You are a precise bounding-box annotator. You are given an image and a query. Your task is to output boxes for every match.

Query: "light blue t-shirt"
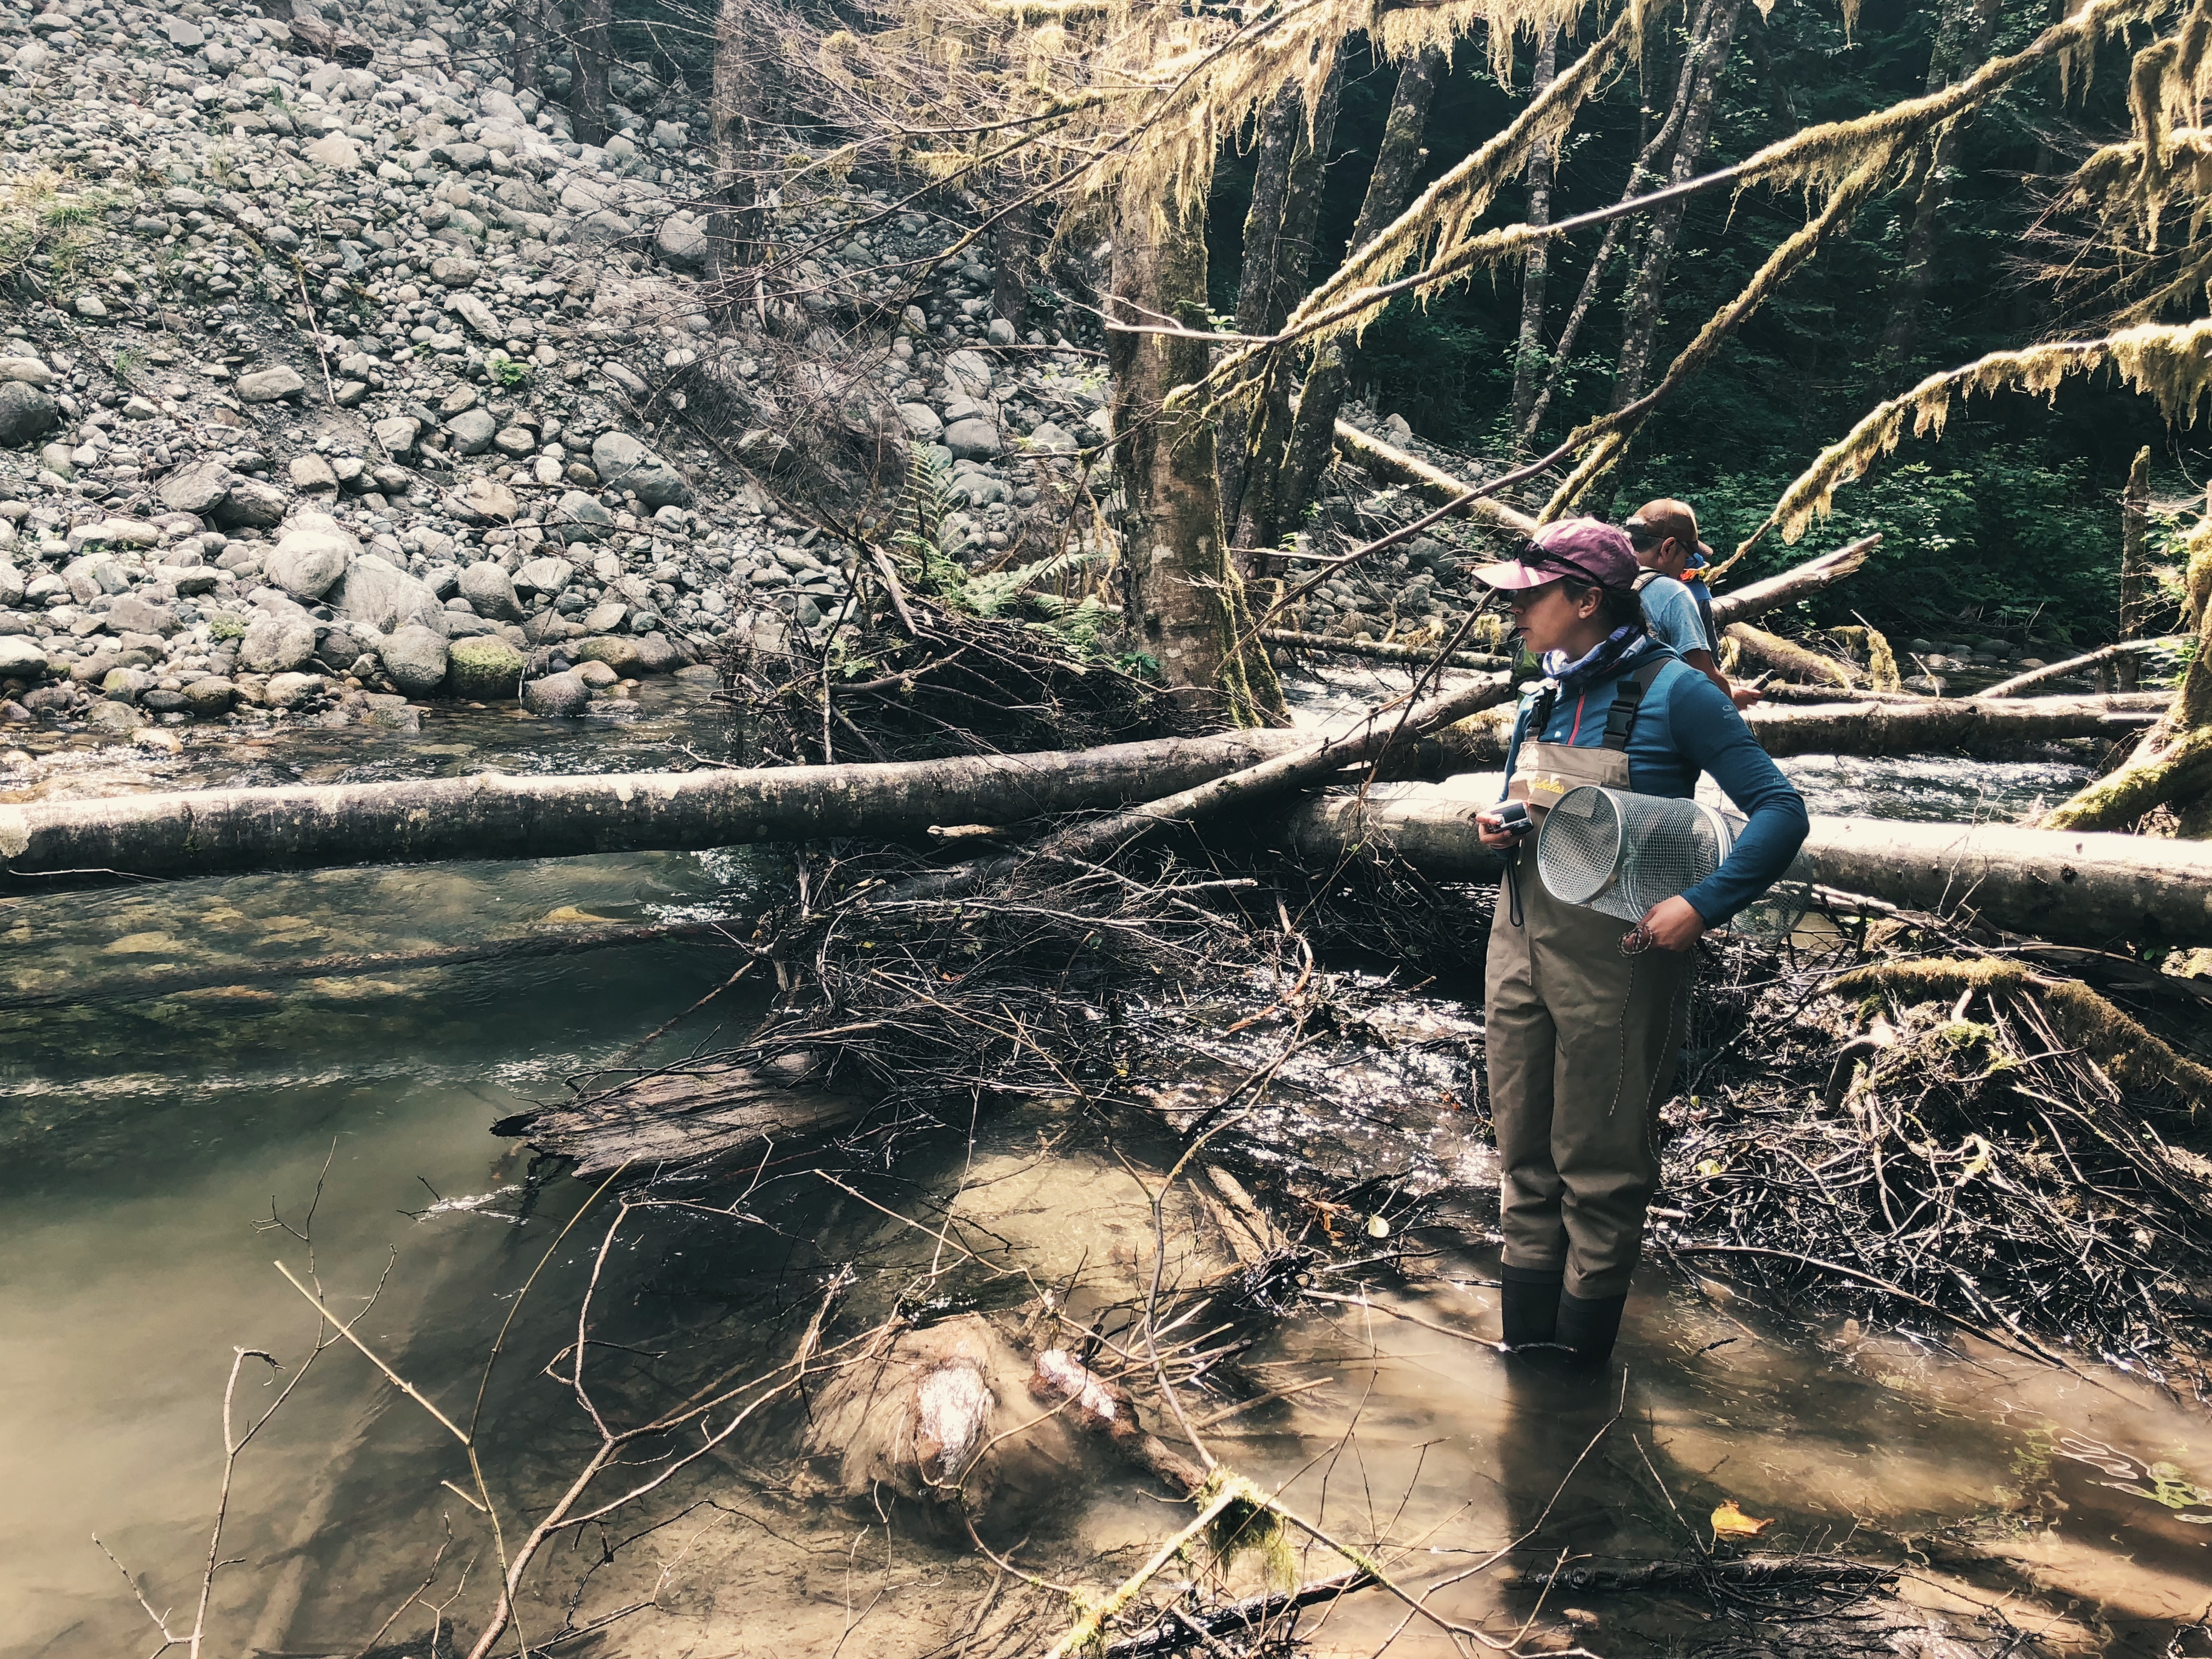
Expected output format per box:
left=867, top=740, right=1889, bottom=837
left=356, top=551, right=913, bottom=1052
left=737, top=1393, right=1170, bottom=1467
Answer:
left=1639, top=573, right=1714, bottom=658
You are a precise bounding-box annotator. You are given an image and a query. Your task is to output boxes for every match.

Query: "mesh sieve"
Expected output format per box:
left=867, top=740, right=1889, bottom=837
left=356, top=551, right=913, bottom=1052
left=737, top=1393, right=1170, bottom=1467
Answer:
left=1534, top=786, right=1738, bottom=923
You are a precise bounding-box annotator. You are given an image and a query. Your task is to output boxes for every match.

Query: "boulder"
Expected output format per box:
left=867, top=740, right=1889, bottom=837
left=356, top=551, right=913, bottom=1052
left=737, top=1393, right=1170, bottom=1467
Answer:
left=448, top=292, right=501, bottom=340
left=264, top=670, right=324, bottom=710
left=290, top=453, right=338, bottom=492
left=105, top=594, right=178, bottom=637
left=633, top=631, right=685, bottom=674
left=236, top=366, right=307, bottom=404
left=514, top=555, right=574, bottom=595
left=655, top=214, right=708, bottom=269
left=159, top=458, right=233, bottom=514
left=240, top=616, right=318, bottom=674
left=88, top=699, right=148, bottom=736
left=0, top=635, right=48, bottom=679
left=182, top=676, right=235, bottom=717
left=373, top=415, right=422, bottom=454
left=0, top=356, right=54, bottom=387
left=1026, top=420, right=1078, bottom=453
left=304, top=131, right=362, bottom=171
left=380, top=622, right=450, bottom=696
left=212, top=479, right=289, bottom=528
left=896, top=403, right=944, bottom=442
left=590, top=432, right=692, bottom=510
left=450, top=475, right=518, bottom=523
left=521, top=670, right=591, bottom=717
left=330, top=556, right=444, bottom=634
left=571, top=634, right=644, bottom=676
left=0, top=382, right=58, bottom=449
left=446, top=635, right=527, bottom=699
left=265, top=526, right=360, bottom=601
left=944, top=417, right=1000, bottom=460
left=448, top=408, right=498, bottom=455
left=459, top=561, right=525, bottom=622
left=549, top=489, right=615, bottom=542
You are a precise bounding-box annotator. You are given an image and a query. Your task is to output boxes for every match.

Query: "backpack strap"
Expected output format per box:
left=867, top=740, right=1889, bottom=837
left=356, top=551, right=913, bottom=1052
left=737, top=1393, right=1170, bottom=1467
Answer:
left=1632, top=569, right=1661, bottom=593
left=1600, top=659, right=1669, bottom=751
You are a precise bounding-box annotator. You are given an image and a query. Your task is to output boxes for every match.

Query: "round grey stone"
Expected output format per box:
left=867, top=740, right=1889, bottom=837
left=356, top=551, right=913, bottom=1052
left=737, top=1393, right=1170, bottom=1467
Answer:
left=381, top=623, right=450, bottom=697
left=521, top=669, right=591, bottom=718
left=0, top=381, right=58, bottom=450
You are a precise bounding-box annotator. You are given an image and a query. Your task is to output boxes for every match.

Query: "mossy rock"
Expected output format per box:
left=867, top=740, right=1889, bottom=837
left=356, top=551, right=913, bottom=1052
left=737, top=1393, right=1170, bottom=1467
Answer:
left=445, top=636, right=527, bottom=699
left=571, top=634, right=645, bottom=676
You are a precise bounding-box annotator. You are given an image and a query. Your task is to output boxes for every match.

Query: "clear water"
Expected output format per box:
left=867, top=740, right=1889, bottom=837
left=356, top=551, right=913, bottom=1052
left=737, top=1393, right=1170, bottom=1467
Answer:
left=2, top=686, right=2203, bottom=1659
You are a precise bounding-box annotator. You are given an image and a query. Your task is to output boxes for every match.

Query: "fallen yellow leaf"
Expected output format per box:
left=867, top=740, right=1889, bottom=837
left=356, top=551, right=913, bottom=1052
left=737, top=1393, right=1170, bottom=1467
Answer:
left=1710, top=1500, right=1773, bottom=1540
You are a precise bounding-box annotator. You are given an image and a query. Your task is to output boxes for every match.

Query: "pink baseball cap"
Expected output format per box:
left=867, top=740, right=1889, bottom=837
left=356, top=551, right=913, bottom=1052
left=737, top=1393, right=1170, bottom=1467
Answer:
left=1471, top=517, right=1639, bottom=592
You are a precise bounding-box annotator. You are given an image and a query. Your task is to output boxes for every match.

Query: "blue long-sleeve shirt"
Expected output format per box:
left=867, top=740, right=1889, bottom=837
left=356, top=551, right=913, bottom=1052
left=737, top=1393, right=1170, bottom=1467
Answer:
left=1498, top=639, right=1808, bottom=924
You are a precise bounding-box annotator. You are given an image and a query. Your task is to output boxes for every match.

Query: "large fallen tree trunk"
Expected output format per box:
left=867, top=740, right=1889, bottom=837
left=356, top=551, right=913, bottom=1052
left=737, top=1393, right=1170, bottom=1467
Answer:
left=1437, top=692, right=2157, bottom=768
left=1276, top=783, right=2212, bottom=950
left=0, top=729, right=1307, bottom=891
left=1706, top=534, right=1880, bottom=628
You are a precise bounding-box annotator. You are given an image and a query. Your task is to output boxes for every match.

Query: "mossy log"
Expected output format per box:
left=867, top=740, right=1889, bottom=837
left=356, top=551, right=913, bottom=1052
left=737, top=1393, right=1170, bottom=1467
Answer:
left=1705, top=534, right=1881, bottom=628
left=1435, top=692, right=2158, bottom=770
left=1826, top=955, right=2212, bottom=1106
left=2040, top=724, right=2212, bottom=832
left=1274, top=782, right=2212, bottom=949
left=1328, top=421, right=1540, bottom=537
left=1725, top=622, right=1857, bottom=687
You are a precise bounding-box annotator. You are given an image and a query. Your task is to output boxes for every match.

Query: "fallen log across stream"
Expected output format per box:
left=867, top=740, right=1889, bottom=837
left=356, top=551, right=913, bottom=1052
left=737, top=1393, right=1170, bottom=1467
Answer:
left=0, top=728, right=1307, bottom=891
left=1277, top=782, right=2212, bottom=950
left=1437, top=691, right=2162, bottom=767
left=0, top=690, right=2178, bottom=904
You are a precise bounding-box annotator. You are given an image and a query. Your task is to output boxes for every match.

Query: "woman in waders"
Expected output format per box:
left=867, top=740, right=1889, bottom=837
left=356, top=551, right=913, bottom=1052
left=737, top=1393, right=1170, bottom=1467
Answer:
left=1471, top=520, right=1808, bottom=1367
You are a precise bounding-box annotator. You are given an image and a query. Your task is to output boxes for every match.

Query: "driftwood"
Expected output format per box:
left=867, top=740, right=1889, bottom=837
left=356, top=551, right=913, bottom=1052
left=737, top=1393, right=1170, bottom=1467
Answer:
left=1330, top=421, right=1540, bottom=537
left=0, top=730, right=1307, bottom=891
left=1704, top=534, right=1881, bottom=628
left=1333, top=421, right=1876, bottom=629
left=1725, top=622, right=1857, bottom=687
left=1492, top=1554, right=1899, bottom=1593
left=492, top=1064, right=859, bottom=1173
left=1438, top=692, right=2158, bottom=769
left=1981, top=636, right=2182, bottom=698
left=1278, top=782, right=2212, bottom=949
left=1263, top=629, right=1511, bottom=671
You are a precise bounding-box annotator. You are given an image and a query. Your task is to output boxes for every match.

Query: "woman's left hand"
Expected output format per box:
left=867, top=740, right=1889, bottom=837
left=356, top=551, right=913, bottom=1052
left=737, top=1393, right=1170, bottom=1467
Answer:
left=1636, top=896, right=1707, bottom=952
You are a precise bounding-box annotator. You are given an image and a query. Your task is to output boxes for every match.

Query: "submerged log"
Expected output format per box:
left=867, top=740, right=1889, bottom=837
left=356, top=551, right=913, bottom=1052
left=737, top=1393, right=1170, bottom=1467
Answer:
left=1276, top=782, right=2212, bottom=949
left=0, top=730, right=1308, bottom=891
left=1438, top=692, right=2157, bottom=768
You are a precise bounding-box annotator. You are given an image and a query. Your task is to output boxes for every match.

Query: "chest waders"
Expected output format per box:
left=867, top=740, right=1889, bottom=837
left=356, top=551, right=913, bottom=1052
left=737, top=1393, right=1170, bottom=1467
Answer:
left=1485, top=662, right=1692, bottom=1366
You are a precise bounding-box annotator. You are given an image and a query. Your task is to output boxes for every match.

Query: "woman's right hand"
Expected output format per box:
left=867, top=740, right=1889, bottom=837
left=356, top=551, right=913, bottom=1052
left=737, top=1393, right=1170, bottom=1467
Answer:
left=1475, top=810, right=1521, bottom=850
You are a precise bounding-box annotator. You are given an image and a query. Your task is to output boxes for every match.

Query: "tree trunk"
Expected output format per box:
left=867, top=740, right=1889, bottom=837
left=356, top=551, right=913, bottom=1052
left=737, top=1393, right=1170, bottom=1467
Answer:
left=1875, top=0, right=2003, bottom=375
left=1740, top=4, right=1797, bottom=126
left=1226, top=63, right=1344, bottom=559
left=1276, top=789, right=2212, bottom=950
left=1329, top=424, right=1881, bottom=629
left=511, top=0, right=540, bottom=94
left=1508, top=27, right=1560, bottom=438
left=1521, top=7, right=1712, bottom=442
left=1107, top=190, right=1286, bottom=725
left=570, top=0, right=613, bottom=149
left=994, top=202, right=1037, bottom=334
left=0, top=731, right=1312, bottom=891
left=1217, top=87, right=1307, bottom=534
left=1275, top=48, right=1446, bottom=533
left=1233, top=72, right=1344, bottom=558
left=1612, top=0, right=1744, bottom=411
left=2045, top=493, right=2212, bottom=830
left=707, top=0, right=765, bottom=295
left=2118, top=443, right=2152, bottom=692
left=1434, top=691, right=2159, bottom=772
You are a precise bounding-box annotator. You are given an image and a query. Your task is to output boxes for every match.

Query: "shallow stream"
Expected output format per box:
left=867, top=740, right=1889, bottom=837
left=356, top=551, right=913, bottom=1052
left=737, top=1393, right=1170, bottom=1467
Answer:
left=4, top=694, right=2207, bottom=1657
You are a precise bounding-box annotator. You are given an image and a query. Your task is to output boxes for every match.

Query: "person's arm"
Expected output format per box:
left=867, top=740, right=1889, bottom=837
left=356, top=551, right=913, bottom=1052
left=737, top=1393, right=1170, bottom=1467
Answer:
left=1666, top=674, right=1809, bottom=926
left=1681, top=646, right=1761, bottom=708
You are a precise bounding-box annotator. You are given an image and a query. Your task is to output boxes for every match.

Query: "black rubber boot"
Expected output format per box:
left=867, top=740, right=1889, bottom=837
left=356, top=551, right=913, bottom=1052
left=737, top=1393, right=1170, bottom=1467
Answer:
left=1555, top=1289, right=1628, bottom=1367
left=1499, top=1265, right=1565, bottom=1349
